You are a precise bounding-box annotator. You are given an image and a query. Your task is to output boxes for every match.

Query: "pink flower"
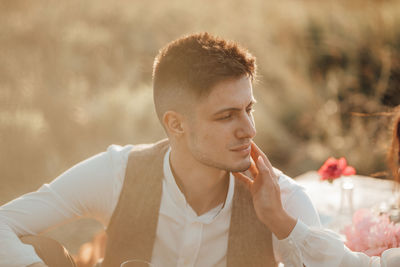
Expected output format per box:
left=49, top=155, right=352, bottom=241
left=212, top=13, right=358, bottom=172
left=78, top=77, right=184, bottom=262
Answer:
left=342, top=209, right=400, bottom=256
left=318, top=157, right=356, bottom=183
left=342, top=209, right=374, bottom=252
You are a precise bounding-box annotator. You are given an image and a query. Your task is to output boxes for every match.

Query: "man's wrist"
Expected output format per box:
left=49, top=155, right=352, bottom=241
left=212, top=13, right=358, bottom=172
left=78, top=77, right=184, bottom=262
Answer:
left=262, top=210, right=297, bottom=240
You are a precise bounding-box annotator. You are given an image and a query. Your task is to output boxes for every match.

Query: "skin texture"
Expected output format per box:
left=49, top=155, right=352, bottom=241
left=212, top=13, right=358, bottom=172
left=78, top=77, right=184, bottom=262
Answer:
left=165, top=75, right=256, bottom=216
left=164, top=75, right=297, bottom=239
left=185, top=75, right=257, bottom=173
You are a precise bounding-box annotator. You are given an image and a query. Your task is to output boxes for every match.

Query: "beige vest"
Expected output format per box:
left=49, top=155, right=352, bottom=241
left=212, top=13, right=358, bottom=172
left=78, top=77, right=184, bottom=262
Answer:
left=102, top=139, right=276, bottom=267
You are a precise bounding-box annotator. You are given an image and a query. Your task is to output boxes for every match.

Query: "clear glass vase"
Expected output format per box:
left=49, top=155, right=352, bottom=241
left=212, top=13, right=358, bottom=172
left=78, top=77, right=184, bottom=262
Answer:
left=339, top=176, right=355, bottom=215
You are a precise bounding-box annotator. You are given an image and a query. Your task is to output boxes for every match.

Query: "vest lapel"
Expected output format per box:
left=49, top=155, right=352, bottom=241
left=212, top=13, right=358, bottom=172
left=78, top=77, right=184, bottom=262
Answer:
left=103, top=139, right=276, bottom=267
left=102, top=139, right=169, bottom=267
left=227, top=180, right=276, bottom=267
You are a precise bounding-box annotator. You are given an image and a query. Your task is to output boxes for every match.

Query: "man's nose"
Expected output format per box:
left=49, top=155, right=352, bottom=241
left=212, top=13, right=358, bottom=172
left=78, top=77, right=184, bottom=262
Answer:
left=236, top=114, right=256, bottom=139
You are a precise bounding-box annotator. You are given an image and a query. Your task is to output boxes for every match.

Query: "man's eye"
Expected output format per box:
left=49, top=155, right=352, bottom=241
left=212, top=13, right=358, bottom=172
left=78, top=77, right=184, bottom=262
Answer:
left=217, top=114, right=232, bottom=120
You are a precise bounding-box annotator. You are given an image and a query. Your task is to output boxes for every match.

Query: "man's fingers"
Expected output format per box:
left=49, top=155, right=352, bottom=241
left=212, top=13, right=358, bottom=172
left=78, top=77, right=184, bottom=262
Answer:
left=248, top=158, right=258, bottom=178
left=251, top=142, right=267, bottom=163
left=250, top=142, right=259, bottom=163
left=251, top=142, right=274, bottom=174
left=260, top=152, right=274, bottom=173
left=232, top=172, right=253, bottom=190
left=256, top=156, right=278, bottom=183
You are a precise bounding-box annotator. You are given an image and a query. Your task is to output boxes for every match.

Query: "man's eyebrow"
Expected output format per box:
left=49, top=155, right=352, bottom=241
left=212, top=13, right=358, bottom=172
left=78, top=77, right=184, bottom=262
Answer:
left=212, top=100, right=257, bottom=115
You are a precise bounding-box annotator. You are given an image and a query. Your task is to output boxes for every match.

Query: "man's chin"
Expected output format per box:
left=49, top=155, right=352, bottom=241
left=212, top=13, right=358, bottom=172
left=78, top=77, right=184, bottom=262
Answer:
left=228, top=161, right=252, bottom=173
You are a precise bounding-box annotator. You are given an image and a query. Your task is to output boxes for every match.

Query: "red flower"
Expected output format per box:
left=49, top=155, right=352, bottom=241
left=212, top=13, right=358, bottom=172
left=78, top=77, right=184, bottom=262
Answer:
left=318, top=157, right=356, bottom=183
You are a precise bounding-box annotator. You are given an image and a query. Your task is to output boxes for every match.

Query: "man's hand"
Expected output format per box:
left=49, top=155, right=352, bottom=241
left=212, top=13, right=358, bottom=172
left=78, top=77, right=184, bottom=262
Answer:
left=232, top=142, right=297, bottom=240
left=27, top=262, right=48, bottom=267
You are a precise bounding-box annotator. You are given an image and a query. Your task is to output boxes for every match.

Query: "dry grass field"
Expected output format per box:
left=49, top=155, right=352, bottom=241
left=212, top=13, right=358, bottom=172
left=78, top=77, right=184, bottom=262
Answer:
left=1, top=0, right=400, bottom=254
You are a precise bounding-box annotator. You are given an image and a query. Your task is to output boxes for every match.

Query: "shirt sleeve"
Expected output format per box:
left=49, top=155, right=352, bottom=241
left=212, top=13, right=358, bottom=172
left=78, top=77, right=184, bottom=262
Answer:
left=272, top=172, right=396, bottom=267
left=272, top=171, right=321, bottom=266
left=0, top=144, right=132, bottom=267
left=279, top=219, right=400, bottom=267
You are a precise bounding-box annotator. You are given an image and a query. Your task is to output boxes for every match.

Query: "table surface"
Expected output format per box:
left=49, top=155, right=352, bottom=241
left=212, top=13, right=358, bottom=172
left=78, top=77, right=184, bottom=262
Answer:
left=294, top=171, right=397, bottom=233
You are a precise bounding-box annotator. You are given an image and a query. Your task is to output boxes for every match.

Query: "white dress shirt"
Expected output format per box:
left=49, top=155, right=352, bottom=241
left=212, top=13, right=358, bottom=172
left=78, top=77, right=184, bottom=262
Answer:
left=0, top=144, right=395, bottom=267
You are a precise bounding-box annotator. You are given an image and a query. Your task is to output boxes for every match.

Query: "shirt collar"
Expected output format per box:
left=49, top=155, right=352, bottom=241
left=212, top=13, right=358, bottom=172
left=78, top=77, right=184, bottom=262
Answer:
left=163, top=147, right=234, bottom=224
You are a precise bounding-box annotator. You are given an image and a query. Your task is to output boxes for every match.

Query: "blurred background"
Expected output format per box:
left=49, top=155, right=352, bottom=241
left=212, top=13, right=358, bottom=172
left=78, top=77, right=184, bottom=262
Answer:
left=1, top=0, right=400, bottom=254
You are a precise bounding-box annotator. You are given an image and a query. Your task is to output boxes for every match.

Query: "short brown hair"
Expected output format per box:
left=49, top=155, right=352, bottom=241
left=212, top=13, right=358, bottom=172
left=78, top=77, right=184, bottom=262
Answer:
left=152, top=32, right=256, bottom=121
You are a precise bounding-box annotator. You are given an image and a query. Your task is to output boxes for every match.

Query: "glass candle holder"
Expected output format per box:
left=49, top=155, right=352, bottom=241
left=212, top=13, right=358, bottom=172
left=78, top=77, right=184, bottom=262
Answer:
left=339, top=177, right=354, bottom=215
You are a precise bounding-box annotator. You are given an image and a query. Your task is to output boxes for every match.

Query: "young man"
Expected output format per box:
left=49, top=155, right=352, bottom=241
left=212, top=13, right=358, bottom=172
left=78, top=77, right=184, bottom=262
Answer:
left=1, top=33, right=324, bottom=267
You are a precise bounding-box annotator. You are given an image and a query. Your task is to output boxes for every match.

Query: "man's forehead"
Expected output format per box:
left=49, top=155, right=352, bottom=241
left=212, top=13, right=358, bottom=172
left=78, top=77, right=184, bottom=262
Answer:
left=202, top=76, right=254, bottom=106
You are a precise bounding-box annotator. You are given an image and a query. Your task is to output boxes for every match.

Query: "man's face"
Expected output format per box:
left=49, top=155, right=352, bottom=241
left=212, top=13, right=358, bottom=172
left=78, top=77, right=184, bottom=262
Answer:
left=184, top=75, right=256, bottom=172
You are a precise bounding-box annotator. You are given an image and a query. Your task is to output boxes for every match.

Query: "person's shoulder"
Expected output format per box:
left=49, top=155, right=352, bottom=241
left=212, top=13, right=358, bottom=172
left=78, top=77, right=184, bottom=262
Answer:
left=104, top=143, right=155, bottom=182
left=106, top=141, right=163, bottom=154
left=106, top=144, right=134, bottom=153
left=103, top=144, right=134, bottom=172
left=106, top=139, right=169, bottom=162
left=105, top=144, right=134, bottom=161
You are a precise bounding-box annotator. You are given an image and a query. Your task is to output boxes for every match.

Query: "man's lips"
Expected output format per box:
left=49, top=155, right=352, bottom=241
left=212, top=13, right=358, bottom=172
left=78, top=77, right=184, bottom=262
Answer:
left=230, top=144, right=251, bottom=153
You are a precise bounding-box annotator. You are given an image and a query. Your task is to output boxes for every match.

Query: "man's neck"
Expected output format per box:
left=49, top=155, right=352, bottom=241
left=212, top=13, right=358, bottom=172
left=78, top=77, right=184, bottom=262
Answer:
left=169, top=148, right=230, bottom=216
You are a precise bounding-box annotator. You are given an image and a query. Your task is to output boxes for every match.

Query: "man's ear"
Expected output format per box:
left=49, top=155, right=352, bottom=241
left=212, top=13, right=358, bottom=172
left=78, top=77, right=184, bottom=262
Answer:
left=162, top=111, right=185, bottom=137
